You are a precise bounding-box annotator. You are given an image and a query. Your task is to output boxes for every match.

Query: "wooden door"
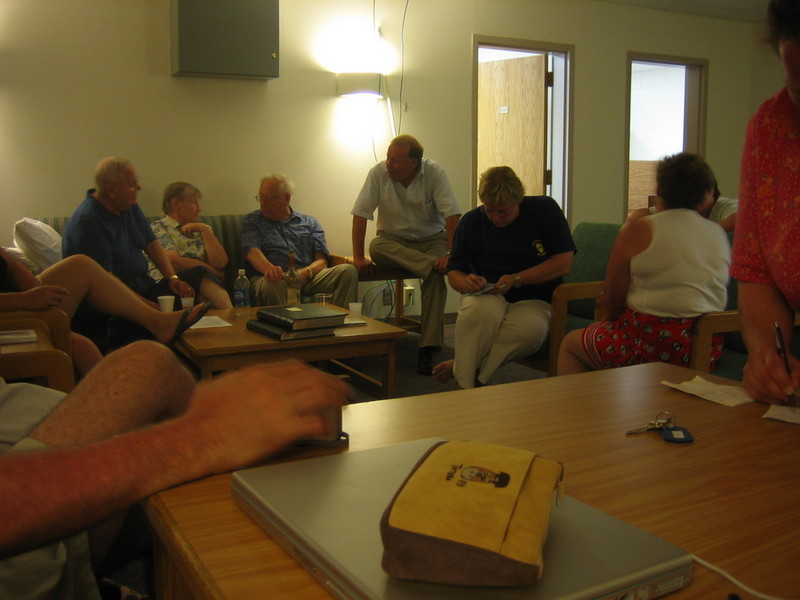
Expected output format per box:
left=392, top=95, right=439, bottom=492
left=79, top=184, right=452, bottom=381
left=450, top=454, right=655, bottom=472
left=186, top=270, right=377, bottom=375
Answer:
left=477, top=55, right=547, bottom=194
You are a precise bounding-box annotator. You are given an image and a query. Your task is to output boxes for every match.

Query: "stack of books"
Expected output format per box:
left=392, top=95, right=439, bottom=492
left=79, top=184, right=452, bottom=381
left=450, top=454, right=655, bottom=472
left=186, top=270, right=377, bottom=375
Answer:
left=247, top=303, right=347, bottom=340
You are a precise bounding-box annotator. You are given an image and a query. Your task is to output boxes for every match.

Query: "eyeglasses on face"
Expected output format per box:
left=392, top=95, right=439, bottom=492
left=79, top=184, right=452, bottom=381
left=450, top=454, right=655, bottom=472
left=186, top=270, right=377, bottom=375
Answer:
left=480, top=204, right=513, bottom=217
left=255, top=194, right=285, bottom=203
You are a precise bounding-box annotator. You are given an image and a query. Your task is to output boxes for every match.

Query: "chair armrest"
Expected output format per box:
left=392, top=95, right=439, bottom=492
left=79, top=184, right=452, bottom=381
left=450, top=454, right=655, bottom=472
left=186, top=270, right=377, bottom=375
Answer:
left=548, top=280, right=605, bottom=376
left=688, top=310, right=741, bottom=371
left=0, top=309, right=71, bottom=355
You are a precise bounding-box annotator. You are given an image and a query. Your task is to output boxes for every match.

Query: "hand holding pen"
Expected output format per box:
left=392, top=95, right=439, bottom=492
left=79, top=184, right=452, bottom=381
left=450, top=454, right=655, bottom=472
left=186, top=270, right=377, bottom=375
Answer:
left=773, top=322, right=797, bottom=411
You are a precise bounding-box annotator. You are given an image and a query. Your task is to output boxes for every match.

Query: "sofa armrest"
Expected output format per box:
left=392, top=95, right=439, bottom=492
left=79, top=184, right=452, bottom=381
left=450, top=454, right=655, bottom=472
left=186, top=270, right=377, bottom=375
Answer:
left=547, top=280, right=605, bottom=376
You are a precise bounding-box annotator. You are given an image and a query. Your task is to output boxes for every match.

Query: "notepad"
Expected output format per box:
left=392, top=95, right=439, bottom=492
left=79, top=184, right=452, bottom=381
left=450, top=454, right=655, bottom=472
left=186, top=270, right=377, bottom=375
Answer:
left=0, top=329, right=37, bottom=344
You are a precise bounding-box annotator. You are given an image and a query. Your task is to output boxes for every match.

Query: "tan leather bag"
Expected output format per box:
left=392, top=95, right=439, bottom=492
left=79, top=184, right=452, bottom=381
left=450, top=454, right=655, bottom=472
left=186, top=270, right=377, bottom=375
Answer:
left=380, top=440, right=563, bottom=587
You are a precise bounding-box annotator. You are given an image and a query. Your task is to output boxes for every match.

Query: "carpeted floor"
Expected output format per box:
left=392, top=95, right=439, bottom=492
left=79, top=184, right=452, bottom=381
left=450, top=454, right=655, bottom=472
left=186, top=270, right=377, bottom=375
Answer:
left=345, top=322, right=546, bottom=402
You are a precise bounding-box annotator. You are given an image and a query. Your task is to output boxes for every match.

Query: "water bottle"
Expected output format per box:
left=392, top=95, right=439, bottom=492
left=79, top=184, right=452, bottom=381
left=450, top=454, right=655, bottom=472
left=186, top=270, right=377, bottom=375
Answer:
left=234, top=268, right=250, bottom=316
left=285, top=250, right=301, bottom=306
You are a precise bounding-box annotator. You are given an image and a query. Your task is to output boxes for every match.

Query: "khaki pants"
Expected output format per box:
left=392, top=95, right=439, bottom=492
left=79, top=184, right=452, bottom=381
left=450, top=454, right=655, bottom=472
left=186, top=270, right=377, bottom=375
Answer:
left=250, top=263, right=358, bottom=309
left=453, top=295, right=550, bottom=388
left=369, top=231, right=447, bottom=348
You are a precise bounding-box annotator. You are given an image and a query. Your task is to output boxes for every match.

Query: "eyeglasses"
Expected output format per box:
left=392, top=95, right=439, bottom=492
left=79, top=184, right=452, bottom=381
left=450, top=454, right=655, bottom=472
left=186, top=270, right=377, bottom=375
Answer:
left=112, top=177, right=140, bottom=190
left=480, top=205, right=514, bottom=218
left=255, top=194, right=285, bottom=203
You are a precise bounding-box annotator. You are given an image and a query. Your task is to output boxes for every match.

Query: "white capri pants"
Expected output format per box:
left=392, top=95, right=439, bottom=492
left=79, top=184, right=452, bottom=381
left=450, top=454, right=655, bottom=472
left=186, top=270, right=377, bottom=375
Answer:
left=453, top=294, right=551, bottom=388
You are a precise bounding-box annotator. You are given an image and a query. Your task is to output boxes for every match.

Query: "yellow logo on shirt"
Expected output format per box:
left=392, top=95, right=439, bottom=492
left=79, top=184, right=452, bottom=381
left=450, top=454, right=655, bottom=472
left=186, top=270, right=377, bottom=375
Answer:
left=533, top=240, right=546, bottom=256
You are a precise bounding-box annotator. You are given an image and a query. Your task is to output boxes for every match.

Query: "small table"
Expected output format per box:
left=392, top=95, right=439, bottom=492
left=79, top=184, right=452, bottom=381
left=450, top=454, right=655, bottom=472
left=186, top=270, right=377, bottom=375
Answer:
left=145, top=362, right=800, bottom=600
left=173, top=307, right=406, bottom=399
left=0, top=326, right=74, bottom=393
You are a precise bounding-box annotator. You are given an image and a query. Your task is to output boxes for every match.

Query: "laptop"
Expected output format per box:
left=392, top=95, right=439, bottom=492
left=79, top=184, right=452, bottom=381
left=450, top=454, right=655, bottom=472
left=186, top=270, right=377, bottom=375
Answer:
left=231, top=439, right=692, bottom=600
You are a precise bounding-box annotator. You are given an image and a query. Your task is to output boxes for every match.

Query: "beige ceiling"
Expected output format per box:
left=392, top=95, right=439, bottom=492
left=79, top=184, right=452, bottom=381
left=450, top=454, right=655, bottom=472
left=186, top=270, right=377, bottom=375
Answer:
left=594, top=0, right=768, bottom=23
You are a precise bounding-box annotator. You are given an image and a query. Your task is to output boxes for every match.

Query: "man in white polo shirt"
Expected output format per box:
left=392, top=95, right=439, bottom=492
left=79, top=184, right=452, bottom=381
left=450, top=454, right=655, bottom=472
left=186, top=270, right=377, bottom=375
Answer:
left=351, top=135, right=461, bottom=375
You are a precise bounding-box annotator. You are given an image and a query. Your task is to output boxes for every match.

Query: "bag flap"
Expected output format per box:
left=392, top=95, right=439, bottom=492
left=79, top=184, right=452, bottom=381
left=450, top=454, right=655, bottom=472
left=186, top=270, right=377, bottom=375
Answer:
left=387, top=440, right=535, bottom=555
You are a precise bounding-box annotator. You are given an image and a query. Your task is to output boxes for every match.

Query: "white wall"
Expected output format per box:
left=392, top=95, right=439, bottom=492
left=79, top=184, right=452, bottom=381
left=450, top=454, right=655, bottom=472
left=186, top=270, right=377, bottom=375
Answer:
left=0, top=0, right=783, bottom=267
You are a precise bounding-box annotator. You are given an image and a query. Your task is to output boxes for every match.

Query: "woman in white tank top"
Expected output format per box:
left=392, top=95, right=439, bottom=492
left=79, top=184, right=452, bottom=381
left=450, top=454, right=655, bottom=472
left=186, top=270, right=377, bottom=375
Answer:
left=557, top=153, right=730, bottom=374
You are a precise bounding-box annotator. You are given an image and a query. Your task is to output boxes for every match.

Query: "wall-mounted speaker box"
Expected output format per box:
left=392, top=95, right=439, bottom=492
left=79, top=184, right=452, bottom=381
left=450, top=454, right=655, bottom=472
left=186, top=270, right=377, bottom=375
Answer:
left=171, top=0, right=279, bottom=80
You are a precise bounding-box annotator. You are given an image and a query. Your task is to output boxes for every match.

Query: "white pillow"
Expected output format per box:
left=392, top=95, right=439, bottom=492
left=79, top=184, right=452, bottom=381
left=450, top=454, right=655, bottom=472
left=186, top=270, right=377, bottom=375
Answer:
left=13, top=218, right=62, bottom=273
left=4, top=246, right=41, bottom=273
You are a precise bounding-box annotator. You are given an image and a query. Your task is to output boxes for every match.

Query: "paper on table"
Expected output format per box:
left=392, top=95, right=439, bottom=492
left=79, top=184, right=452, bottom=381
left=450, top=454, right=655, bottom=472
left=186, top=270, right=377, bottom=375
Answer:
left=343, top=315, right=367, bottom=326
left=661, top=375, right=753, bottom=407
left=763, top=404, right=800, bottom=424
left=189, top=315, right=231, bottom=329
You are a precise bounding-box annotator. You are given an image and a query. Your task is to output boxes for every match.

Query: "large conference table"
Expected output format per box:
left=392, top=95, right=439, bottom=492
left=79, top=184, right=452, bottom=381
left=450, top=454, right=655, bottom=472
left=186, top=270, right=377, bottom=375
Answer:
left=143, top=362, right=800, bottom=600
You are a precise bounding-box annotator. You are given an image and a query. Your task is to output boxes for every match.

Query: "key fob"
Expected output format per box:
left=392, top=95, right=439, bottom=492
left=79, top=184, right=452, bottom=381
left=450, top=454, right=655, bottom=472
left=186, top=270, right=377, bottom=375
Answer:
left=660, top=426, right=693, bottom=443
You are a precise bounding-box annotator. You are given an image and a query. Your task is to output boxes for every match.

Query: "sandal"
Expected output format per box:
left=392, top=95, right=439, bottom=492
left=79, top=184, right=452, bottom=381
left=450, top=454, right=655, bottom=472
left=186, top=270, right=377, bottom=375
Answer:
left=167, top=302, right=211, bottom=347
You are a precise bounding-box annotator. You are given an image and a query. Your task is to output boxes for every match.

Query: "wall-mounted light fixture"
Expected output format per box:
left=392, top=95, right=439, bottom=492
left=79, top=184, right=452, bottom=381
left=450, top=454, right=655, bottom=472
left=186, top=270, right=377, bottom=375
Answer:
left=337, top=72, right=385, bottom=98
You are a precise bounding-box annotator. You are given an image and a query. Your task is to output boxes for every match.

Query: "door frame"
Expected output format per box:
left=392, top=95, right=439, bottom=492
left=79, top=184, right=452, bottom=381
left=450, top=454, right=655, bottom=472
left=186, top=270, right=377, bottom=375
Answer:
left=624, top=52, right=708, bottom=220
left=472, top=35, right=574, bottom=218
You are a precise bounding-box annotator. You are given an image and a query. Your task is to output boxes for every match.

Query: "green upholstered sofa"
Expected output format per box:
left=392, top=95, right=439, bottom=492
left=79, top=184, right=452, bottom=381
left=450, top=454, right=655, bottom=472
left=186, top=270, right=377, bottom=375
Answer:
left=38, top=214, right=248, bottom=293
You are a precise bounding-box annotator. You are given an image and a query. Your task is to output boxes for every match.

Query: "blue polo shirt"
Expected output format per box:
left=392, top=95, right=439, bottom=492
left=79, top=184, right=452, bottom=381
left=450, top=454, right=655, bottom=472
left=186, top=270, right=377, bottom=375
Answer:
left=62, top=190, right=156, bottom=286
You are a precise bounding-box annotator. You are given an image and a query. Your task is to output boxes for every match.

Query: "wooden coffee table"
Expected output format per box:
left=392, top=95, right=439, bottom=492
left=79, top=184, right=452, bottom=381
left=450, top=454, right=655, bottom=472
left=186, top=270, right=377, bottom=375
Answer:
left=173, top=307, right=406, bottom=398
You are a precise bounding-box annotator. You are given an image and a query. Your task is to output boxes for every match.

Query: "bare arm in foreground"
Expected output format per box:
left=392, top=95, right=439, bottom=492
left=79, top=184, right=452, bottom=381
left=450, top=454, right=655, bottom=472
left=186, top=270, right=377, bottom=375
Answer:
left=0, top=346, right=350, bottom=558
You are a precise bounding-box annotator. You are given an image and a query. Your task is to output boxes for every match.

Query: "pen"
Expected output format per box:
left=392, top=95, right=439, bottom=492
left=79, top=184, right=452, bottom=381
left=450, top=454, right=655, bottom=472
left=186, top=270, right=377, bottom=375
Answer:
left=773, top=322, right=797, bottom=411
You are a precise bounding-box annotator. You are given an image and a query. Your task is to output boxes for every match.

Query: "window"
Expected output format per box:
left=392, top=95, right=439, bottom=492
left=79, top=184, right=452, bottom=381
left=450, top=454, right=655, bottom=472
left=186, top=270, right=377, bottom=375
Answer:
left=626, top=54, right=707, bottom=218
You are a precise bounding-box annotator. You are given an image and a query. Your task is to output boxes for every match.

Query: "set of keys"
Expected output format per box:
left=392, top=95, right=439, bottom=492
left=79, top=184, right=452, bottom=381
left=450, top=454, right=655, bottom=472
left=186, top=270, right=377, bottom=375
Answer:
left=625, top=411, right=693, bottom=443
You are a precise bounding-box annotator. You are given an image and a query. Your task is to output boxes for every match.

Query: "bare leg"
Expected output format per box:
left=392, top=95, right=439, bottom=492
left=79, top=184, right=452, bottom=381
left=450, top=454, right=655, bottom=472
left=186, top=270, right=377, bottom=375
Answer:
left=29, top=340, right=195, bottom=448
left=40, top=254, right=206, bottom=343
left=28, top=340, right=196, bottom=569
left=198, top=277, right=233, bottom=308
left=556, top=329, right=594, bottom=375
left=70, top=332, right=103, bottom=377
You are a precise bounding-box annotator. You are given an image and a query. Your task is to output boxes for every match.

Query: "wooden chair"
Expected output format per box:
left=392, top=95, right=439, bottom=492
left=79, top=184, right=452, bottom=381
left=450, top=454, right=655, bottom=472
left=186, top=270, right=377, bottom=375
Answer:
left=689, top=309, right=800, bottom=378
left=330, top=254, right=421, bottom=332
left=0, top=308, right=74, bottom=393
left=516, top=222, right=622, bottom=376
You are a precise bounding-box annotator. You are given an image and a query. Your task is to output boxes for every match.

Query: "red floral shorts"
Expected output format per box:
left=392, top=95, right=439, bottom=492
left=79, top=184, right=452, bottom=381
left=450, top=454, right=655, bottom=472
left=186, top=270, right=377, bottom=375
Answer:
left=581, top=308, right=724, bottom=371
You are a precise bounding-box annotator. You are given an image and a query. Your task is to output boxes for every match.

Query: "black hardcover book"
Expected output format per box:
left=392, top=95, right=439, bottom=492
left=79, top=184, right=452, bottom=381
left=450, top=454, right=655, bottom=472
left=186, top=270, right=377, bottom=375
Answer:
left=256, top=303, right=347, bottom=330
left=247, top=319, right=337, bottom=340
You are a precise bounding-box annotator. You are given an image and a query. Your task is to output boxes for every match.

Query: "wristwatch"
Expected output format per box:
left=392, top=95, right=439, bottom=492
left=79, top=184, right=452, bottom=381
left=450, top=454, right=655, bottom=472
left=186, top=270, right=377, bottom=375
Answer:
left=513, top=273, right=523, bottom=288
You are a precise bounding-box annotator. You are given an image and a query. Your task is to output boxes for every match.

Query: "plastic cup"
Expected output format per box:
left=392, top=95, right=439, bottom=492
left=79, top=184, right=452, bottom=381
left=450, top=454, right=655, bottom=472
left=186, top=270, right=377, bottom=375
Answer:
left=348, top=302, right=363, bottom=317
left=315, top=293, right=333, bottom=306
left=181, top=296, right=195, bottom=309
left=158, top=295, right=175, bottom=312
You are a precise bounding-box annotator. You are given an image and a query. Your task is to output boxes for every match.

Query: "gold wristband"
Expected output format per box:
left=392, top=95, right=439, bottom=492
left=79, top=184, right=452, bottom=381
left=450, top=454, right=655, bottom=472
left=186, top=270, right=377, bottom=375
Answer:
left=306, top=267, right=313, bottom=278
left=169, top=274, right=179, bottom=280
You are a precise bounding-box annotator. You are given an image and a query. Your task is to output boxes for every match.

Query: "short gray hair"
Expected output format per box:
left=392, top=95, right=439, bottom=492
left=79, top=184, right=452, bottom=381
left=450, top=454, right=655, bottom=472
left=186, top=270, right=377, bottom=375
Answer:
left=260, top=173, right=294, bottom=196
left=94, top=156, right=133, bottom=190
left=162, top=181, right=201, bottom=214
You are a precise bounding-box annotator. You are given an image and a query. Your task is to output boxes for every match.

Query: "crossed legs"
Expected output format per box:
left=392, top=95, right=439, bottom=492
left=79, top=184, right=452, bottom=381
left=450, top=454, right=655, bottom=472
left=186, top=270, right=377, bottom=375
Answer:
left=40, top=254, right=207, bottom=345
left=368, top=233, right=447, bottom=348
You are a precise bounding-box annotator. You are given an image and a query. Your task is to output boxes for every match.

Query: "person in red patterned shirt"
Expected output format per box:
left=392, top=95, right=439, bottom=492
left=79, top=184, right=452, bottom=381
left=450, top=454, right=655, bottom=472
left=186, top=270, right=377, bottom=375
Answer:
left=730, top=0, right=800, bottom=404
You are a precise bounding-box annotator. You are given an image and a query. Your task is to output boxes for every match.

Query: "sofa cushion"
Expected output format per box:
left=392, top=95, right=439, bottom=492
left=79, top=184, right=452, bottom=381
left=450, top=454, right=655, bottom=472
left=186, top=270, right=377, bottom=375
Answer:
left=5, top=246, right=41, bottom=273
left=13, top=218, right=63, bottom=273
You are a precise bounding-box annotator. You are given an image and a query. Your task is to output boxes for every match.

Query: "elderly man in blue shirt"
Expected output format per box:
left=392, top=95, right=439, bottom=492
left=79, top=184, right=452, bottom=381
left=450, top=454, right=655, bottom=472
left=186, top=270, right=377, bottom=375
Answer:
left=242, top=174, right=357, bottom=308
